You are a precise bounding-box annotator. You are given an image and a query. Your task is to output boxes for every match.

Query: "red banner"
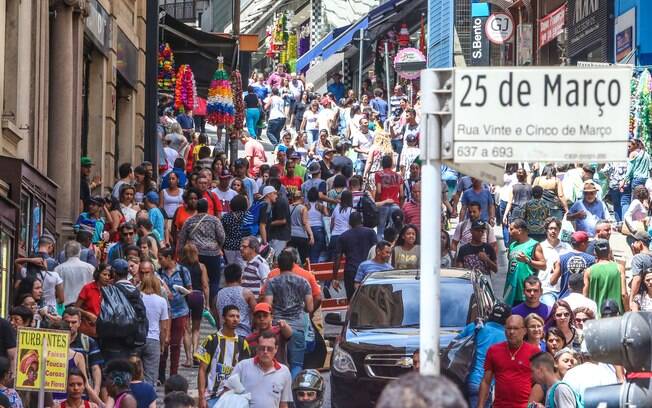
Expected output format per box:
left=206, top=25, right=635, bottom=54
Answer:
left=539, top=3, right=567, bottom=49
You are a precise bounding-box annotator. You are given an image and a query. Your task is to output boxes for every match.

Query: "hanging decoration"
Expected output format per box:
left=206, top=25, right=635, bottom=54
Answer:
left=298, top=23, right=310, bottom=57
left=419, top=14, right=426, bottom=56
left=286, top=32, right=298, bottom=72
left=158, top=43, right=176, bottom=92
left=398, top=24, right=410, bottom=48
left=266, top=11, right=298, bottom=66
left=231, top=70, right=245, bottom=132
left=630, top=69, right=652, bottom=149
left=207, top=56, right=235, bottom=126
left=174, top=64, right=197, bottom=113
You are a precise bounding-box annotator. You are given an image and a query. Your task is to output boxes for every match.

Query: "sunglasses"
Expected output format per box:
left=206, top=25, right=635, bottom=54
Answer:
left=257, top=345, right=275, bottom=353
left=296, top=390, right=317, bottom=398
left=555, top=312, right=570, bottom=318
left=575, top=318, right=588, bottom=323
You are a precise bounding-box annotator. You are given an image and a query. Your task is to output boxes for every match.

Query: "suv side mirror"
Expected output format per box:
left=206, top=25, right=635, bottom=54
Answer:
left=325, top=313, right=344, bottom=326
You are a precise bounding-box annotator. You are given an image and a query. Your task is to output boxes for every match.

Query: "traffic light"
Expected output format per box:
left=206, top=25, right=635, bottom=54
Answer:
left=583, top=312, right=652, bottom=407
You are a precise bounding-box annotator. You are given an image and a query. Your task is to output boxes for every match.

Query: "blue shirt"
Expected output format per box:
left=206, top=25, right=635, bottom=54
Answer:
left=148, top=207, right=165, bottom=243
left=176, top=113, right=194, bottom=130
left=455, top=321, right=506, bottom=386
left=251, top=83, right=269, bottom=101
left=354, top=260, right=392, bottom=283
left=158, top=265, right=192, bottom=319
left=371, top=97, right=389, bottom=123
left=130, top=381, right=157, bottom=408
left=327, top=82, right=345, bottom=101
left=512, top=302, right=550, bottom=320
left=569, top=199, right=610, bottom=236
left=461, top=188, right=494, bottom=222
left=558, top=251, right=595, bottom=297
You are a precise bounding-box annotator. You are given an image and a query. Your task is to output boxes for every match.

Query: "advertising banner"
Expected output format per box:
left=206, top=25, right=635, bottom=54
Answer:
left=15, top=328, right=69, bottom=392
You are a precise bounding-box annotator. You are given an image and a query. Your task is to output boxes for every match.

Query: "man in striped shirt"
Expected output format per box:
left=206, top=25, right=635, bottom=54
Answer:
left=240, top=236, right=270, bottom=298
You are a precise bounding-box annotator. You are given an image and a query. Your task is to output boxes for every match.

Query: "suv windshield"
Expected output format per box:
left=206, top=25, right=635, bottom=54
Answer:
left=349, top=280, right=474, bottom=329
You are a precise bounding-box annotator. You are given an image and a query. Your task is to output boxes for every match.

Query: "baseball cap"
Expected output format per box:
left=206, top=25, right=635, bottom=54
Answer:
left=583, top=181, right=598, bottom=192
left=324, top=147, right=336, bottom=155
left=570, top=231, right=589, bottom=245
left=600, top=299, right=620, bottom=317
left=406, top=134, right=418, bottom=144
left=219, top=170, right=233, bottom=179
left=144, top=191, right=159, bottom=204
left=111, top=259, right=129, bottom=275
left=88, top=196, right=104, bottom=206
left=261, top=186, right=277, bottom=198
left=277, top=145, right=288, bottom=153
left=308, top=162, right=321, bottom=174
left=471, top=220, right=487, bottom=230
left=290, top=152, right=301, bottom=160
left=253, top=303, right=272, bottom=314
left=81, top=156, right=94, bottom=167
left=594, top=238, right=610, bottom=253
left=631, top=230, right=651, bottom=245
left=489, top=302, right=511, bottom=325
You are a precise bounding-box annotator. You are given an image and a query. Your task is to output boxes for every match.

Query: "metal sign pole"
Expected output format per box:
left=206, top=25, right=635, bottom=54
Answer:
left=37, top=336, right=47, bottom=407
left=358, top=28, right=365, bottom=98
left=419, top=70, right=443, bottom=375
left=384, top=42, right=391, bottom=108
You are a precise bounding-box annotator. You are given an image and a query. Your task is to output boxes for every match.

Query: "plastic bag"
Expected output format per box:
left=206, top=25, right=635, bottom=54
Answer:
left=215, top=374, right=251, bottom=408
left=97, top=284, right=147, bottom=346
left=560, top=215, right=575, bottom=243
left=440, top=322, right=480, bottom=385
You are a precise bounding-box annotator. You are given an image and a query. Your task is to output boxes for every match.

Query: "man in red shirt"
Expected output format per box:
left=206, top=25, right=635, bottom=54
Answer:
left=374, top=155, right=403, bottom=240
left=280, top=161, right=303, bottom=198
left=241, top=132, right=267, bottom=178
left=477, top=315, right=539, bottom=408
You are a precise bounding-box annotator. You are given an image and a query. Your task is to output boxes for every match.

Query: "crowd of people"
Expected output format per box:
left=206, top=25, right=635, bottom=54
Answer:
left=6, top=61, right=652, bottom=408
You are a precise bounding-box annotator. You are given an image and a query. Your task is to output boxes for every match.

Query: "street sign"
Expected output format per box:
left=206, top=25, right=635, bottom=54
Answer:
left=485, top=13, right=514, bottom=45
left=453, top=67, right=631, bottom=163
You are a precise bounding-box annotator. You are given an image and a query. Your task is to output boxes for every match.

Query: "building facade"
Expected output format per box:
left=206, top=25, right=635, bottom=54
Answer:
left=0, top=0, right=149, bottom=313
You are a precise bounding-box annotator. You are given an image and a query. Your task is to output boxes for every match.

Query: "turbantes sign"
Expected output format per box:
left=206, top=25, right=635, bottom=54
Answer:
left=539, top=4, right=566, bottom=48
left=16, top=328, right=70, bottom=392
left=453, top=67, right=631, bottom=163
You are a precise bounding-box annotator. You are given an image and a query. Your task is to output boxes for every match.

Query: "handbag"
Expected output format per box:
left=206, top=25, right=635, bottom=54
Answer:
left=440, top=321, right=481, bottom=385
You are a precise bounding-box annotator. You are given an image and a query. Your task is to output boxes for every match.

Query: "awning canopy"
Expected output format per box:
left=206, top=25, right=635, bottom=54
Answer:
left=160, top=13, right=237, bottom=96
left=321, top=17, right=369, bottom=61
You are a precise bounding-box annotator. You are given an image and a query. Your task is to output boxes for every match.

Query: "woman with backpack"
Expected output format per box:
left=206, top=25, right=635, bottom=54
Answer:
left=179, top=243, right=209, bottom=368
left=533, top=165, right=568, bottom=221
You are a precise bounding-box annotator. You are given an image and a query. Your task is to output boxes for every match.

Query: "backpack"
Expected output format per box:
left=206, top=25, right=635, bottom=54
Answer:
left=97, top=283, right=149, bottom=347
left=546, top=381, right=584, bottom=408
left=356, top=191, right=379, bottom=228
left=240, top=200, right=268, bottom=236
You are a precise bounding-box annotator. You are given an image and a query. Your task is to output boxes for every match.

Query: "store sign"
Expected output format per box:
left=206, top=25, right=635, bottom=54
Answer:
left=470, top=17, right=490, bottom=66
left=452, top=67, right=631, bottom=163
left=394, top=48, right=427, bottom=80
left=485, top=12, right=514, bottom=45
left=16, top=328, right=70, bottom=392
left=566, top=0, right=611, bottom=59
left=516, top=24, right=532, bottom=66
left=615, top=8, right=635, bottom=63
left=539, top=3, right=566, bottom=49
left=116, top=29, right=138, bottom=88
left=85, top=0, right=111, bottom=54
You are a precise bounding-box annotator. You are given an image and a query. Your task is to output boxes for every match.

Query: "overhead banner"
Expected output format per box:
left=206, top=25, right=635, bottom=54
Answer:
left=615, top=8, right=635, bottom=63
left=16, top=328, right=70, bottom=392
left=566, top=0, right=611, bottom=59
left=452, top=67, right=631, bottom=163
left=539, top=3, right=566, bottom=49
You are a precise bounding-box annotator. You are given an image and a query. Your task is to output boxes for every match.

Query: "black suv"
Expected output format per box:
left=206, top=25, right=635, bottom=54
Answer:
left=325, top=268, right=495, bottom=408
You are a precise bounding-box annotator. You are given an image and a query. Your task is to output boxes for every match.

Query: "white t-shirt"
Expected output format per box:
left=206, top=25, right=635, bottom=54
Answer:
left=331, top=205, right=352, bottom=236
left=232, top=358, right=292, bottom=408
left=563, top=362, right=618, bottom=398
left=21, top=269, right=62, bottom=308
left=562, top=292, right=598, bottom=315
left=317, top=108, right=334, bottom=131
left=268, top=95, right=286, bottom=120
left=142, top=292, right=169, bottom=340
left=164, top=147, right=179, bottom=168
left=288, top=80, right=304, bottom=100
left=212, top=188, right=238, bottom=215
left=303, top=110, right=319, bottom=131
left=352, top=131, right=373, bottom=160
left=539, top=240, right=572, bottom=293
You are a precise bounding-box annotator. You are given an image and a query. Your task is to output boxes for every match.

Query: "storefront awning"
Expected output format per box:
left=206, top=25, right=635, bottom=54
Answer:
left=296, top=32, right=335, bottom=72
left=321, top=17, right=369, bottom=61
left=160, top=14, right=237, bottom=96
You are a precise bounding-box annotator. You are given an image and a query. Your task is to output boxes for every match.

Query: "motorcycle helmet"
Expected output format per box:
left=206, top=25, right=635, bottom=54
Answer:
left=291, top=369, right=324, bottom=408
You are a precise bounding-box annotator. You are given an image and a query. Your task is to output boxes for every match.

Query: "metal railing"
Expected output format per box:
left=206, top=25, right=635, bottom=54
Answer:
left=161, top=1, right=196, bottom=22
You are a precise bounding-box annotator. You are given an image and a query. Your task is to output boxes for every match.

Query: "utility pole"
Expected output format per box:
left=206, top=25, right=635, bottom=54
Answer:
left=228, top=0, right=241, bottom=164
left=144, top=0, right=159, bottom=177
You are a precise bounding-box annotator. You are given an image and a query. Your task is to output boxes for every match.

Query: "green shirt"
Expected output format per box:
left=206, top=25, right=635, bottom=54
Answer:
left=504, top=239, right=538, bottom=306
left=588, top=261, right=623, bottom=317
left=294, top=164, right=307, bottom=180
left=625, top=150, right=652, bottom=183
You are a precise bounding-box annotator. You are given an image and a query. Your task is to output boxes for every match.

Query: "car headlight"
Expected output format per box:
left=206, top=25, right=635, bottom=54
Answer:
left=332, top=344, right=357, bottom=374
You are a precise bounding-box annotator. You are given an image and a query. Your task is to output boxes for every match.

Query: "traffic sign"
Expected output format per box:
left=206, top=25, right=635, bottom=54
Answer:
left=485, top=13, right=514, bottom=44
left=453, top=67, right=631, bottom=163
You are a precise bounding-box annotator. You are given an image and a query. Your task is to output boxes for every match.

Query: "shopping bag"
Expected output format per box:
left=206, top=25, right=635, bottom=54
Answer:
left=560, top=215, right=575, bottom=243
left=440, top=321, right=480, bottom=385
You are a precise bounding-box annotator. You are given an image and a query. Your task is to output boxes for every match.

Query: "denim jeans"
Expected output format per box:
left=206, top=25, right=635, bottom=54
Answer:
left=309, top=226, right=326, bottom=263
left=378, top=203, right=400, bottom=240
left=267, top=117, right=285, bottom=145
left=287, top=326, right=306, bottom=379
left=608, top=187, right=623, bottom=222
left=499, top=200, right=509, bottom=246
left=308, top=129, right=319, bottom=143
left=199, top=254, right=222, bottom=307
left=245, top=108, right=261, bottom=138
left=140, top=338, right=160, bottom=385
left=354, top=159, right=366, bottom=176
left=328, top=234, right=341, bottom=262
left=467, top=381, right=491, bottom=408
